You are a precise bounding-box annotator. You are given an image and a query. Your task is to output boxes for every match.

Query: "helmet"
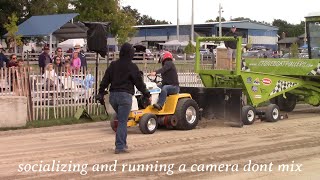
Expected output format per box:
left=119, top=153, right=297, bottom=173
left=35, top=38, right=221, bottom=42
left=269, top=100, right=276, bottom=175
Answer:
left=159, top=51, right=173, bottom=63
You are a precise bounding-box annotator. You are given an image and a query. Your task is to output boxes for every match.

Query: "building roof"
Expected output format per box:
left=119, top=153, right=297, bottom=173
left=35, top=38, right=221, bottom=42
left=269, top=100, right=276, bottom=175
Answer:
left=305, top=11, right=320, bottom=18
left=4, top=13, right=81, bottom=37
left=278, top=37, right=299, bottom=44
left=134, top=21, right=278, bottom=31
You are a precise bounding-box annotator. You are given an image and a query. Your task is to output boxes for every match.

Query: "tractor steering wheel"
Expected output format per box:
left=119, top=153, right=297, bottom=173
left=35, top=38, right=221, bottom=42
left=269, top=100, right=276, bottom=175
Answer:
left=147, top=74, right=161, bottom=84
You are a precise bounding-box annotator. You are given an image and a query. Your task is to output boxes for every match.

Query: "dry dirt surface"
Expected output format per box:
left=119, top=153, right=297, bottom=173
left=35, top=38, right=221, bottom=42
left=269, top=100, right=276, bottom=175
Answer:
left=0, top=104, right=320, bottom=180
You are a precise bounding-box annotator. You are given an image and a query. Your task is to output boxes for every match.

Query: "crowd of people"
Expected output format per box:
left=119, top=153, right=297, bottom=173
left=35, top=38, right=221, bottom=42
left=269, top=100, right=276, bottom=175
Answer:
left=38, top=44, right=87, bottom=75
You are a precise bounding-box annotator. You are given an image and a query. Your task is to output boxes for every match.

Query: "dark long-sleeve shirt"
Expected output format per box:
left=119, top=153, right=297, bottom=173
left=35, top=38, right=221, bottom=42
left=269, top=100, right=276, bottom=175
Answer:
left=156, top=60, right=179, bottom=86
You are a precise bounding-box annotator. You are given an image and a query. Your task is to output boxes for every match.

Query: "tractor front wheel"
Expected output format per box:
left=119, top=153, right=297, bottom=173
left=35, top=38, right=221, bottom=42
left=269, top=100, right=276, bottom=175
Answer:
left=139, top=114, right=158, bottom=134
left=265, top=104, right=280, bottom=122
left=175, top=98, right=200, bottom=130
left=242, top=105, right=256, bottom=125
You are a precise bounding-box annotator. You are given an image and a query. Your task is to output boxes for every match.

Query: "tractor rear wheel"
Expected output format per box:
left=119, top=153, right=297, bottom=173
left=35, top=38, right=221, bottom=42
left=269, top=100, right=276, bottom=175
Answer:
left=110, top=119, right=118, bottom=132
left=175, top=98, right=200, bottom=130
left=270, top=94, right=297, bottom=112
left=139, top=114, right=158, bottom=134
left=242, top=105, right=256, bottom=125
left=265, top=104, right=280, bottom=122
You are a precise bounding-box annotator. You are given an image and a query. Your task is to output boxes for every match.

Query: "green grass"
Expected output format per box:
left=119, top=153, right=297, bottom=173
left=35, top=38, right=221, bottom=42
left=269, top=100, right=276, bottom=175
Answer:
left=0, top=115, right=111, bottom=131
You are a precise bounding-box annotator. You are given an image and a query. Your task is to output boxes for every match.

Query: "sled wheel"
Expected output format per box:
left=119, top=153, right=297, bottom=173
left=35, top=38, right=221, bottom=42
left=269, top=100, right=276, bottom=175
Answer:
left=110, top=119, right=118, bottom=132
left=265, top=104, right=280, bottom=122
left=277, top=93, right=297, bottom=112
left=139, top=114, right=158, bottom=134
left=175, top=98, right=200, bottom=130
left=242, top=105, right=256, bottom=125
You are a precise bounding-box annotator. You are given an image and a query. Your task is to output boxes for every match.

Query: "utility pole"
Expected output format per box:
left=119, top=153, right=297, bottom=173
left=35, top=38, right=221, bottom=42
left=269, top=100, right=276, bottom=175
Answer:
left=177, top=0, right=180, bottom=41
left=191, top=0, right=194, bottom=42
left=218, top=3, right=223, bottom=37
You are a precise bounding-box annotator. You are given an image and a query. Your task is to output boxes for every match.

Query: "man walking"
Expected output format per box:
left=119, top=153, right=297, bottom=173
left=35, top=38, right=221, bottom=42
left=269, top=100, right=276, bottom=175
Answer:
left=98, top=43, right=151, bottom=154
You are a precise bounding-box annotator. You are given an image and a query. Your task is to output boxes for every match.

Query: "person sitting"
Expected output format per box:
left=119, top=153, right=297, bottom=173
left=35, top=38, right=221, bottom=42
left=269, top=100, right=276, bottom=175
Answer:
left=148, top=51, right=179, bottom=110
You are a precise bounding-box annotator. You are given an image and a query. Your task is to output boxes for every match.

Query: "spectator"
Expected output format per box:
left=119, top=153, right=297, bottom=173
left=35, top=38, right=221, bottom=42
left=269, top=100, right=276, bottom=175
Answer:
left=38, top=45, right=52, bottom=74
left=54, top=47, right=65, bottom=63
left=53, top=56, right=63, bottom=75
left=17, top=59, right=24, bottom=68
left=71, top=51, right=81, bottom=74
left=64, top=61, right=72, bottom=77
left=74, top=44, right=87, bottom=72
left=43, top=63, right=59, bottom=91
left=0, top=44, right=9, bottom=68
left=7, top=54, right=18, bottom=68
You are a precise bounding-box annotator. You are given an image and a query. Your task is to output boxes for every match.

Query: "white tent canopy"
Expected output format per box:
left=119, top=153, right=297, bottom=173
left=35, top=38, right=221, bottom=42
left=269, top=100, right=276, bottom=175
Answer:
left=58, top=38, right=86, bottom=50
left=159, top=40, right=196, bottom=47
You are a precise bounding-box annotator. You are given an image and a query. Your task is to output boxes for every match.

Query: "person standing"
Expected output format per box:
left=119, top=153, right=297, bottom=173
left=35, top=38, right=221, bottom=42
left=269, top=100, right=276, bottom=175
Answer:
left=97, top=42, right=151, bottom=154
left=224, top=25, right=239, bottom=70
left=0, top=44, right=9, bottom=68
left=71, top=51, right=81, bottom=74
left=74, top=44, right=87, bottom=72
left=54, top=47, right=65, bottom=63
left=38, top=45, right=52, bottom=74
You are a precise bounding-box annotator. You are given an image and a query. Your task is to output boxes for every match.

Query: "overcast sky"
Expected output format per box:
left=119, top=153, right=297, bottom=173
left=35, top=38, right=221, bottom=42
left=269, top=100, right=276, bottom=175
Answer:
left=120, top=0, right=320, bottom=25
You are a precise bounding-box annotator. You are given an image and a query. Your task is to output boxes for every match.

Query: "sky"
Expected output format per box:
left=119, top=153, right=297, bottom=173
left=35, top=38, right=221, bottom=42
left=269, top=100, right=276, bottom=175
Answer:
left=120, top=0, right=320, bottom=25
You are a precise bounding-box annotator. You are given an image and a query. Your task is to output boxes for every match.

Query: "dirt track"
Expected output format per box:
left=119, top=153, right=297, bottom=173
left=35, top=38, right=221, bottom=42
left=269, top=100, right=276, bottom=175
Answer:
left=0, top=104, right=320, bottom=180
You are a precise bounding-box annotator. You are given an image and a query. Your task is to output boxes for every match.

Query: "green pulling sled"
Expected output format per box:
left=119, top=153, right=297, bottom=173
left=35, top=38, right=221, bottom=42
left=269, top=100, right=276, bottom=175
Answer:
left=185, top=12, right=320, bottom=126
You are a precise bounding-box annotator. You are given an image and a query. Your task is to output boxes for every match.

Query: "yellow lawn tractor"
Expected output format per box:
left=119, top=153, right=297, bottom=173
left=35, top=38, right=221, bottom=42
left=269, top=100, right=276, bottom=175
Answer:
left=109, top=74, right=200, bottom=134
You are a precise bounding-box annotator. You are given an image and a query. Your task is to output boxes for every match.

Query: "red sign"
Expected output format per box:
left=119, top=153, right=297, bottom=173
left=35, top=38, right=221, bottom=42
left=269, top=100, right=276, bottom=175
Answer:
left=262, top=78, right=272, bottom=85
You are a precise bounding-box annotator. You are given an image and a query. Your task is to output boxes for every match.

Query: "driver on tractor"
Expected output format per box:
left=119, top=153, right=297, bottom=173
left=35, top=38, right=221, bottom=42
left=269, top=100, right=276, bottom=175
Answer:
left=149, top=51, right=180, bottom=110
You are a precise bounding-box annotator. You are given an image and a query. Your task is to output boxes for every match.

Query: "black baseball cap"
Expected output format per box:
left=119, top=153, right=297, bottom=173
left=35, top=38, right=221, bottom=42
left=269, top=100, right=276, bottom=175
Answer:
left=231, top=25, right=236, bottom=28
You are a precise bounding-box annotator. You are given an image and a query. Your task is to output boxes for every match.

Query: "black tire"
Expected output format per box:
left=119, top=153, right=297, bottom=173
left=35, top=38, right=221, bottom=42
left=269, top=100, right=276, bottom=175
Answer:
left=242, top=105, right=256, bottom=125
left=175, top=98, right=200, bottom=130
left=265, top=104, right=280, bottom=122
left=270, top=94, right=297, bottom=112
left=278, top=94, right=297, bottom=112
left=110, top=118, right=118, bottom=132
left=139, top=114, right=158, bottom=134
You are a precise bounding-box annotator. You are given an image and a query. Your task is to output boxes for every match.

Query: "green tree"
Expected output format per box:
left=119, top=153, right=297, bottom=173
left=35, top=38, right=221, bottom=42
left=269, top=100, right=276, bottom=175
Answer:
left=290, top=42, right=299, bottom=58
left=4, top=13, right=23, bottom=53
left=205, top=16, right=225, bottom=22
left=0, top=0, right=25, bottom=36
left=272, top=19, right=304, bottom=38
left=73, top=0, right=136, bottom=45
left=184, top=41, right=196, bottom=54
left=123, top=5, right=169, bottom=25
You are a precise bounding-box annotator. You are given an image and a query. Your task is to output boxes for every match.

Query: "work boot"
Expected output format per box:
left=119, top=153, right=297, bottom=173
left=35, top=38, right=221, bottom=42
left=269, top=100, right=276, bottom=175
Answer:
left=115, top=149, right=129, bottom=154
left=153, top=103, right=162, bottom=110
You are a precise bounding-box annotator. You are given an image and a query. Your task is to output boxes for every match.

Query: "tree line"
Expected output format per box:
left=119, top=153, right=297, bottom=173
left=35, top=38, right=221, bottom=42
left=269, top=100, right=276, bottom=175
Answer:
left=0, top=0, right=169, bottom=45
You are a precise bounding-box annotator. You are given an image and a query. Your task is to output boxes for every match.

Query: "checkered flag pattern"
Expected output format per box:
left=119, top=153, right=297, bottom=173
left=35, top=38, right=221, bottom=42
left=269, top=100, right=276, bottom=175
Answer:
left=270, top=80, right=298, bottom=96
left=307, top=63, right=320, bottom=75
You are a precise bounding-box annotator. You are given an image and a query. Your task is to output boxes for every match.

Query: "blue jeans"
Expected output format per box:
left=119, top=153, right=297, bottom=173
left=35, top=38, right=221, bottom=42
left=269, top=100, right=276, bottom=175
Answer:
left=157, top=85, right=180, bottom=107
left=109, top=92, right=132, bottom=150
